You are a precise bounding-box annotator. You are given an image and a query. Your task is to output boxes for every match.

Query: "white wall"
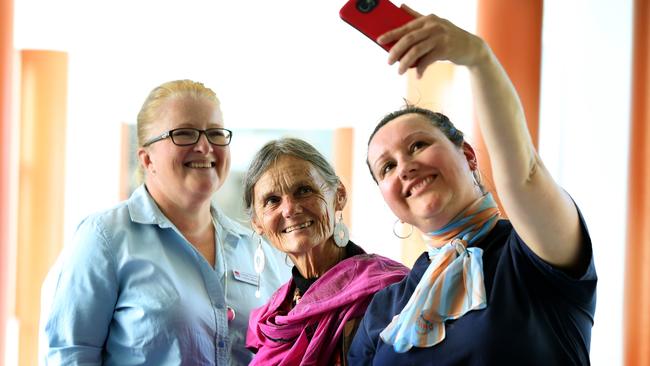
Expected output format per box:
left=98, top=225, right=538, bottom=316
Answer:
left=13, top=1, right=632, bottom=365
left=14, top=0, right=411, bottom=244
left=540, top=1, right=632, bottom=365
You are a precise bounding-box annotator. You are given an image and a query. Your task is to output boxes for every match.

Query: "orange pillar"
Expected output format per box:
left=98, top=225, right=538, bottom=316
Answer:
left=0, top=0, right=15, bottom=364
left=625, top=1, right=650, bottom=364
left=120, top=122, right=133, bottom=200
left=333, top=127, right=354, bottom=229
left=406, top=62, right=456, bottom=111
left=475, top=0, right=543, bottom=201
left=17, top=50, right=68, bottom=366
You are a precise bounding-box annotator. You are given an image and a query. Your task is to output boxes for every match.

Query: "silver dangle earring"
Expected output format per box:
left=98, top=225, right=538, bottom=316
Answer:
left=254, top=234, right=266, bottom=298
left=333, top=212, right=349, bottom=248
left=393, top=219, right=413, bottom=239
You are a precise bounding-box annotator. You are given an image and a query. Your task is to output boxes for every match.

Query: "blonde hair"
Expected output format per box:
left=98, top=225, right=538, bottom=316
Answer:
left=135, top=80, right=221, bottom=183
left=137, top=79, right=220, bottom=147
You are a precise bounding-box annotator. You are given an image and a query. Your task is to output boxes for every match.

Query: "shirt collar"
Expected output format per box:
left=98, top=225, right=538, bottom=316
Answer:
left=126, top=184, right=250, bottom=239
left=127, top=185, right=173, bottom=228
left=211, top=202, right=249, bottom=239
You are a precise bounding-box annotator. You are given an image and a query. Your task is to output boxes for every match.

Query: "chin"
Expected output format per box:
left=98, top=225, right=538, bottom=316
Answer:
left=413, top=202, right=449, bottom=227
left=186, top=185, right=217, bottom=200
left=191, top=177, right=220, bottom=191
left=285, top=238, right=320, bottom=255
left=416, top=192, right=445, bottom=213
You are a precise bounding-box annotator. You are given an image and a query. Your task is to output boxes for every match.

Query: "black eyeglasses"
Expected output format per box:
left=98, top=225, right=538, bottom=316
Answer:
left=142, top=128, right=232, bottom=147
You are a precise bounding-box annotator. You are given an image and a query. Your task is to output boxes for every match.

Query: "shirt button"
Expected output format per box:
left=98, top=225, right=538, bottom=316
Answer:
left=218, top=340, right=225, bottom=348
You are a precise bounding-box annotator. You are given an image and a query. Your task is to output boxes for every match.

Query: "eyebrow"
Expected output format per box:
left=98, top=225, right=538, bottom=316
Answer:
left=370, top=153, right=388, bottom=174
left=173, top=122, right=223, bottom=129
left=256, top=178, right=315, bottom=199
left=404, top=130, right=433, bottom=140
left=370, top=130, right=435, bottom=170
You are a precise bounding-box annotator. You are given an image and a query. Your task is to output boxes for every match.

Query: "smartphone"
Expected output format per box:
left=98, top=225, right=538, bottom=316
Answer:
left=339, top=0, right=415, bottom=51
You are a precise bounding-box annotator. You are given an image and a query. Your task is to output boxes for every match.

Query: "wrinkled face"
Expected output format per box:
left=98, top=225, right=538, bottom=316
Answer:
left=138, top=95, right=230, bottom=206
left=251, top=155, right=343, bottom=256
left=367, top=113, right=479, bottom=232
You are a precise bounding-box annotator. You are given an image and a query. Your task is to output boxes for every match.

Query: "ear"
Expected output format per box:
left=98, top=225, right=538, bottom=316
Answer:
left=334, top=182, right=348, bottom=212
left=462, top=142, right=478, bottom=171
left=137, top=147, right=154, bottom=174
left=250, top=214, right=265, bottom=236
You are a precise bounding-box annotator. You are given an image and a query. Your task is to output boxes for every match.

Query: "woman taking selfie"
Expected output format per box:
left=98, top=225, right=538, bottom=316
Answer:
left=348, top=5, right=597, bottom=365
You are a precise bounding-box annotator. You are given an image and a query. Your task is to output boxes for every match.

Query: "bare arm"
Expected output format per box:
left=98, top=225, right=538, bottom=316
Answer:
left=379, top=5, right=585, bottom=271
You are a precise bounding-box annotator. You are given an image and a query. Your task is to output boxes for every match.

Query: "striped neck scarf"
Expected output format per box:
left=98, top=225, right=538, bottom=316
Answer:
left=380, top=193, right=500, bottom=353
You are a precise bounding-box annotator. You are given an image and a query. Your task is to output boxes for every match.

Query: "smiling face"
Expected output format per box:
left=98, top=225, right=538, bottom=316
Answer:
left=250, top=155, right=345, bottom=257
left=138, top=95, right=230, bottom=208
left=367, top=113, right=481, bottom=232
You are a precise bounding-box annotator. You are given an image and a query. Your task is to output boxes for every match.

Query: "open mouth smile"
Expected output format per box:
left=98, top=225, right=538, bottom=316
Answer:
left=282, top=220, right=314, bottom=233
left=185, top=161, right=215, bottom=168
left=405, top=175, right=438, bottom=198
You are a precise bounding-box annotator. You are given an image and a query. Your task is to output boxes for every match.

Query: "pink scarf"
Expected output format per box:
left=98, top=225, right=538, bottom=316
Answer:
left=247, top=254, right=408, bottom=366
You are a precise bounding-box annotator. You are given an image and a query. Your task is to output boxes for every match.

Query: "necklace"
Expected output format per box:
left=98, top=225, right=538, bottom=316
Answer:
left=292, top=287, right=302, bottom=307
left=213, top=216, right=235, bottom=322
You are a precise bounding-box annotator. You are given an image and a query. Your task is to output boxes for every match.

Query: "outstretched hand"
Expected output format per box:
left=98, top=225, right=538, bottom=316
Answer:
left=378, top=4, right=487, bottom=78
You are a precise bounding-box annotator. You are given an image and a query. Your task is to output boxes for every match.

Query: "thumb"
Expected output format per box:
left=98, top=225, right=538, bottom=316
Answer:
left=400, top=4, right=422, bottom=18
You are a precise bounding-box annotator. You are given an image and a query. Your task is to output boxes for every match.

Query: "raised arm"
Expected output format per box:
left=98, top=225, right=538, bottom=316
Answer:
left=378, top=5, right=586, bottom=272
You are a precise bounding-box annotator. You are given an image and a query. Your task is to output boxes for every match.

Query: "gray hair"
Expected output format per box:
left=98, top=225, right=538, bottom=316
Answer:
left=243, top=137, right=340, bottom=218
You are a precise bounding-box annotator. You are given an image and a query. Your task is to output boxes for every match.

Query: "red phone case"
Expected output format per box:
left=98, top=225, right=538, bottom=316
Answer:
left=339, top=0, right=415, bottom=51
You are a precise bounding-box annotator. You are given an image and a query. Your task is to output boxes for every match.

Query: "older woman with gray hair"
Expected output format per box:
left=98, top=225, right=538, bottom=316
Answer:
left=244, top=137, right=408, bottom=366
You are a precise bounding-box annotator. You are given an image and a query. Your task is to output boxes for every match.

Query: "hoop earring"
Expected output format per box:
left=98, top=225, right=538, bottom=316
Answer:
left=472, top=169, right=486, bottom=194
left=333, top=212, right=349, bottom=248
left=253, top=235, right=265, bottom=298
left=393, top=219, right=413, bottom=239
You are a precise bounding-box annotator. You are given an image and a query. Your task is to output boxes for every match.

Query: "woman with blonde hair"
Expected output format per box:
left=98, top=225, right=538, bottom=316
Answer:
left=41, top=80, right=289, bottom=365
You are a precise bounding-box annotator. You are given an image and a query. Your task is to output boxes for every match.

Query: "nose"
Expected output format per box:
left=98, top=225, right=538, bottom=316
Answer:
left=193, top=132, right=214, bottom=153
left=399, top=159, right=419, bottom=181
left=281, top=196, right=302, bottom=218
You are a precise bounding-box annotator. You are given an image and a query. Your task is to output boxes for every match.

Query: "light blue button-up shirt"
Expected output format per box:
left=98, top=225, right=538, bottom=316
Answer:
left=41, top=185, right=291, bottom=365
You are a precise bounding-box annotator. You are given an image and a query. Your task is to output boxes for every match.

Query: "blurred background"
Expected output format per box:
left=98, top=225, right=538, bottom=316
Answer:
left=1, top=0, right=647, bottom=365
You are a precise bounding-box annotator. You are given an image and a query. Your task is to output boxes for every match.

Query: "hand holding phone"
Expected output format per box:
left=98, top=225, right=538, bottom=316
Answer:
left=339, top=0, right=415, bottom=51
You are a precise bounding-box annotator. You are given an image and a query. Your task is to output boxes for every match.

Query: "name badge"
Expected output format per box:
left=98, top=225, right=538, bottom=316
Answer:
left=232, top=269, right=259, bottom=286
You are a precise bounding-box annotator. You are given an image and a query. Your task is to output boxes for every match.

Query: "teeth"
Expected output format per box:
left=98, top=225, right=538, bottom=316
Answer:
left=409, top=176, right=435, bottom=196
left=187, top=162, right=213, bottom=168
left=284, top=221, right=313, bottom=233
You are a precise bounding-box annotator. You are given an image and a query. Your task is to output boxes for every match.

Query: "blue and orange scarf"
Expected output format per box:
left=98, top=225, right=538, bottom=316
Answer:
left=380, top=193, right=500, bottom=352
